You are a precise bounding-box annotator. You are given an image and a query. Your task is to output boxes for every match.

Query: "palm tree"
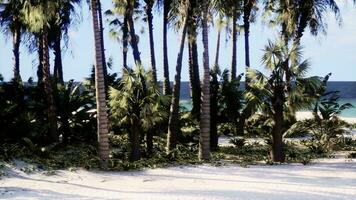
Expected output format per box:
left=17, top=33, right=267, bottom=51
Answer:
left=214, top=15, right=224, bottom=67
left=243, top=0, right=257, bottom=87
left=199, top=0, right=210, bottom=161
left=187, top=0, right=201, bottom=119
left=109, top=66, right=169, bottom=161
left=144, top=0, right=158, bottom=83
left=0, top=0, right=26, bottom=81
left=245, top=40, right=322, bottom=162
left=162, top=0, right=172, bottom=95
left=21, top=0, right=59, bottom=143
left=166, top=10, right=188, bottom=154
left=110, top=0, right=141, bottom=65
left=293, top=0, right=340, bottom=45
left=50, top=0, right=81, bottom=83
left=214, top=0, right=243, bottom=81
left=90, top=0, right=110, bottom=168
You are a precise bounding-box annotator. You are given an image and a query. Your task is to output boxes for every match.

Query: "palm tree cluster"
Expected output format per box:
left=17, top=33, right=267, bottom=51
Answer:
left=0, top=0, right=353, bottom=168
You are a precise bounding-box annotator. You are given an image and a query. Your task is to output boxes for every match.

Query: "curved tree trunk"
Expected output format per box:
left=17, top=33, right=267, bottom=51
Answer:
left=145, top=0, right=157, bottom=83
left=53, top=30, right=64, bottom=83
left=166, top=17, right=188, bottom=154
left=12, top=26, right=21, bottom=81
left=128, top=16, right=141, bottom=65
left=214, top=29, right=221, bottom=67
left=91, top=0, right=110, bottom=169
left=230, top=10, right=237, bottom=81
left=199, top=0, right=211, bottom=161
left=162, top=0, right=172, bottom=95
left=42, top=26, right=58, bottom=143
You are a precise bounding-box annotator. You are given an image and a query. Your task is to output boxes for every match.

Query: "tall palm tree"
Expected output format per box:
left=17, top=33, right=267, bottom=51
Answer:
left=111, top=0, right=141, bottom=65
left=90, top=0, right=109, bottom=168
left=293, top=0, right=340, bottom=45
left=162, top=0, right=172, bottom=95
left=50, top=0, right=81, bottom=83
left=187, top=0, right=201, bottom=119
left=199, top=0, right=210, bottom=161
left=97, top=0, right=108, bottom=81
left=21, top=0, right=58, bottom=143
left=214, top=0, right=243, bottom=81
left=0, top=0, right=26, bottom=81
left=144, top=0, right=158, bottom=83
left=214, top=15, right=224, bottom=67
left=243, top=0, right=257, bottom=87
left=166, top=10, right=188, bottom=154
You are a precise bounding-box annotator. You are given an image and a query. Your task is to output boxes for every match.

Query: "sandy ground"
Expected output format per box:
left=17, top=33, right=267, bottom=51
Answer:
left=1, top=158, right=355, bottom=200
left=0, top=111, right=355, bottom=200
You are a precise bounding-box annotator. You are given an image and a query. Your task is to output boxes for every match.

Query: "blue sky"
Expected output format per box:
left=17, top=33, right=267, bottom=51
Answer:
left=0, top=1, right=355, bottom=82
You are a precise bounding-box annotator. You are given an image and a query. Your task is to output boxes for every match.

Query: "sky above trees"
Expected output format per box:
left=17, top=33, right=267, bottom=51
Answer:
left=0, top=1, right=355, bottom=82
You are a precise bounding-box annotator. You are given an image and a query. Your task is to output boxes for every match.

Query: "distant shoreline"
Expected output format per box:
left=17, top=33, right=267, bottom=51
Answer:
left=296, top=111, right=356, bottom=124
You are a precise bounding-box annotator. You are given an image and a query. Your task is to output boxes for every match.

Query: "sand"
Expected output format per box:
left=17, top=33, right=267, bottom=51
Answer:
left=1, top=112, right=355, bottom=200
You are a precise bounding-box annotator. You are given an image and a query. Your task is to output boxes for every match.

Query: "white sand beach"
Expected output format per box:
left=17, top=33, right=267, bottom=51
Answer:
left=1, top=112, right=355, bottom=200
left=1, top=158, right=355, bottom=200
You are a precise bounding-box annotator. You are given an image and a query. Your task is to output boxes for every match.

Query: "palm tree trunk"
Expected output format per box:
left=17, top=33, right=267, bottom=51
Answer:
left=146, top=129, right=153, bottom=156
left=214, top=29, right=221, bottom=67
left=210, top=70, right=219, bottom=151
left=91, top=0, right=110, bottom=169
left=162, top=0, right=172, bottom=95
left=130, top=118, right=141, bottom=161
left=53, top=30, right=64, bottom=83
left=127, top=16, right=141, bottom=65
left=188, top=37, right=201, bottom=119
left=42, top=26, right=58, bottom=143
left=230, top=10, right=237, bottom=81
left=122, top=15, right=129, bottom=69
left=166, top=17, right=188, bottom=154
left=271, top=87, right=285, bottom=162
left=97, top=0, right=108, bottom=80
left=12, top=27, right=21, bottom=81
left=199, top=0, right=211, bottom=161
left=37, top=35, right=44, bottom=85
left=243, top=0, right=251, bottom=88
left=145, top=0, right=157, bottom=83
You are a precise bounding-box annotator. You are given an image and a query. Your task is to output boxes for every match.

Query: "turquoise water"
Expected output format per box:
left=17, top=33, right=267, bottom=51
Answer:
left=337, top=99, right=356, bottom=118
left=180, top=99, right=356, bottom=118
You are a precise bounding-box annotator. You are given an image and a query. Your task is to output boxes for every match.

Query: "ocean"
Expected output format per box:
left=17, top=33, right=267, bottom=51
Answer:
left=178, top=82, right=356, bottom=118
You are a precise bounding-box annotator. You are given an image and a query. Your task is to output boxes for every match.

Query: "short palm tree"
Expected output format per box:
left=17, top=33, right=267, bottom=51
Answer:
left=245, top=40, right=322, bottom=162
left=109, top=66, right=169, bottom=161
